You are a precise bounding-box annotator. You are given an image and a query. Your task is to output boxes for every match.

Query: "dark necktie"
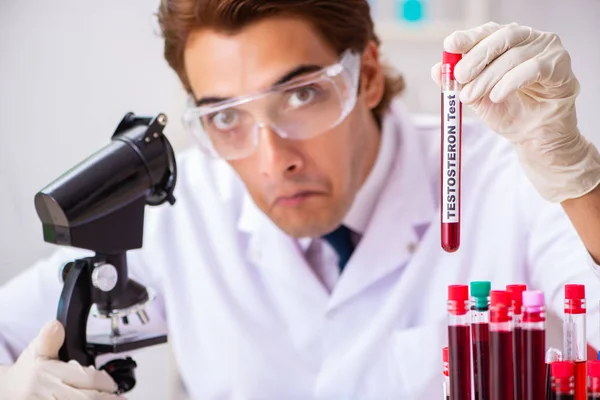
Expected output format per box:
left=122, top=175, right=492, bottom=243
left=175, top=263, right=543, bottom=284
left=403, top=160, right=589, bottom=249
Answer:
left=322, top=225, right=355, bottom=272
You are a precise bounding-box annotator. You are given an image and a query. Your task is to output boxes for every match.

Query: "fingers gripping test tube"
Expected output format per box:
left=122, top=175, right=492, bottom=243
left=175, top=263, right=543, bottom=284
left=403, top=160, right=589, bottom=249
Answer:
left=441, top=51, right=463, bottom=252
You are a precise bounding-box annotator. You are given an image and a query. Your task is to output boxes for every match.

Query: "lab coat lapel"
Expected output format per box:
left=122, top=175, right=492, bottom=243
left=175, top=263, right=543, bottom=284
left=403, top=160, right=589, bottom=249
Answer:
left=328, top=102, right=436, bottom=311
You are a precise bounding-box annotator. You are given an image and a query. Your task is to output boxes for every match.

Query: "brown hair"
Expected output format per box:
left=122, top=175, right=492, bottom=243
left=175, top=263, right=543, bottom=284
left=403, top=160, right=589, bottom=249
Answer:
left=157, top=0, right=405, bottom=120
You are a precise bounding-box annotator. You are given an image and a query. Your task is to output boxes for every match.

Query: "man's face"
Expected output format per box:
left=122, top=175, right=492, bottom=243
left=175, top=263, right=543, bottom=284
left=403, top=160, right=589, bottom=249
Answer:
left=184, top=17, right=383, bottom=237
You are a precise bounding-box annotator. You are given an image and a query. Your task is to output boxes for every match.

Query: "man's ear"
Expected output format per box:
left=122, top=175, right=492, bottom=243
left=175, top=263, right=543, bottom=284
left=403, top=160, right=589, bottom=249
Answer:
left=359, top=41, right=385, bottom=110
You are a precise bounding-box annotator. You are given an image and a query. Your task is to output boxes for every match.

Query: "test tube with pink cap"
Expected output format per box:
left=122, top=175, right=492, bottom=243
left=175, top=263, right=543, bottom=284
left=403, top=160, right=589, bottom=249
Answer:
left=522, top=290, right=546, bottom=400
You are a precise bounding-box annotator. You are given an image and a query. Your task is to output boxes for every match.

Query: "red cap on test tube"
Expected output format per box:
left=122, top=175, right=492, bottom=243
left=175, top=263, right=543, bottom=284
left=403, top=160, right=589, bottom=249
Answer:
left=506, top=284, right=527, bottom=315
left=442, top=51, right=462, bottom=80
left=565, top=284, right=585, bottom=300
left=552, top=361, right=575, bottom=378
left=551, top=361, right=575, bottom=395
left=490, top=290, right=510, bottom=323
left=448, top=285, right=469, bottom=301
left=448, top=285, right=469, bottom=315
left=564, top=284, right=585, bottom=314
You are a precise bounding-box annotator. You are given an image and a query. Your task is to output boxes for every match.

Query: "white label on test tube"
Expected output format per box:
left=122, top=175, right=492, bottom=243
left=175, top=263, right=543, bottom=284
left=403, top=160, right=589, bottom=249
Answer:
left=442, top=90, right=461, bottom=224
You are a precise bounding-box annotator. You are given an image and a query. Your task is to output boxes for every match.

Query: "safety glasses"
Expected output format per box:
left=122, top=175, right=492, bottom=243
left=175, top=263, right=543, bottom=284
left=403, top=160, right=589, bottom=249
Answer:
left=182, top=49, right=362, bottom=160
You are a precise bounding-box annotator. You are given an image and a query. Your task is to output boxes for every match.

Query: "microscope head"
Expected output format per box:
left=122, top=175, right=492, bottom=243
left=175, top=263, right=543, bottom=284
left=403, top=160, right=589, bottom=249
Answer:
left=34, top=112, right=176, bottom=254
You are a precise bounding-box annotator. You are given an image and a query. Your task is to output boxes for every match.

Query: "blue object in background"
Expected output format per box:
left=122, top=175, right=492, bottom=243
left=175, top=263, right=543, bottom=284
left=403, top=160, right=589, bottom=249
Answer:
left=396, top=0, right=425, bottom=22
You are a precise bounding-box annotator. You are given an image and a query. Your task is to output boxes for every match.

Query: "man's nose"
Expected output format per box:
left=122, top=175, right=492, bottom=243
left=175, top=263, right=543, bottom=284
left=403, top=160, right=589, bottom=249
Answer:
left=257, top=124, right=304, bottom=177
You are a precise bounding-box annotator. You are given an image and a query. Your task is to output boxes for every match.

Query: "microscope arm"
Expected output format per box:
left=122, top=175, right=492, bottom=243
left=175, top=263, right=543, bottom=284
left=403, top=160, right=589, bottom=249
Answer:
left=57, top=258, right=95, bottom=366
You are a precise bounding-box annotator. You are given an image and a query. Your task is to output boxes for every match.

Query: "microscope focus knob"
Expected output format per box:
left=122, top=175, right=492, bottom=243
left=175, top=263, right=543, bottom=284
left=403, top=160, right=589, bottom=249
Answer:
left=91, top=263, right=118, bottom=292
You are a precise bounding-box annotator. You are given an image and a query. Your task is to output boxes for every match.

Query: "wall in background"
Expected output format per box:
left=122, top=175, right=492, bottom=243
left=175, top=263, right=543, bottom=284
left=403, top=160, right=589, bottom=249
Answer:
left=0, top=1, right=598, bottom=398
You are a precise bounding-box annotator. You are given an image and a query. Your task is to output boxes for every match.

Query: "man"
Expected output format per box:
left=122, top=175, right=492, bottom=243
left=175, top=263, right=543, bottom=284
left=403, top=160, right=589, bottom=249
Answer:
left=1, top=0, right=600, bottom=398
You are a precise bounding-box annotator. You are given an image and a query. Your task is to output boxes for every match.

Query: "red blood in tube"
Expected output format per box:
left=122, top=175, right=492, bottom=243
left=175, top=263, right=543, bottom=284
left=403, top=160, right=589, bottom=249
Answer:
left=514, top=327, right=524, bottom=399
left=442, top=222, right=460, bottom=252
left=448, top=325, right=472, bottom=400
left=490, top=330, right=514, bottom=400
left=524, top=328, right=546, bottom=400
left=472, top=322, right=490, bottom=400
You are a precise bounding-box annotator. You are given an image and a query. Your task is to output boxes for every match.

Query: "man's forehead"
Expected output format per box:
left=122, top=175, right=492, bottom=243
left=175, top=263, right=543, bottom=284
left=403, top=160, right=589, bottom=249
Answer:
left=184, top=17, right=339, bottom=101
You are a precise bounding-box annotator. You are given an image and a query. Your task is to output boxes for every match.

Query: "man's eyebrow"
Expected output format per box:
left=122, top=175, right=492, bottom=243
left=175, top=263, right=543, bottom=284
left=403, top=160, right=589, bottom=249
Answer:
left=195, top=64, right=324, bottom=107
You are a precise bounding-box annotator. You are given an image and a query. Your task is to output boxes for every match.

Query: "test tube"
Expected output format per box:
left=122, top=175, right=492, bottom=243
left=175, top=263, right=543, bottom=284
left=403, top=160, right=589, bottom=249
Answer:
left=443, top=346, right=450, bottom=400
left=489, top=290, right=514, bottom=400
left=440, top=51, right=463, bottom=253
left=563, top=284, right=587, bottom=400
left=471, top=281, right=491, bottom=400
left=448, top=285, right=472, bottom=400
left=551, top=361, right=576, bottom=400
left=523, top=290, right=546, bottom=400
left=588, top=359, right=600, bottom=399
left=507, top=284, right=527, bottom=400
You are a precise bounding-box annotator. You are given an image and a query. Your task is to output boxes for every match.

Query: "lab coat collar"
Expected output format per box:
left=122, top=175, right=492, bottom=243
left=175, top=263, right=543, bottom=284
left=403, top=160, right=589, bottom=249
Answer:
left=237, top=100, right=436, bottom=307
left=343, top=107, right=398, bottom=235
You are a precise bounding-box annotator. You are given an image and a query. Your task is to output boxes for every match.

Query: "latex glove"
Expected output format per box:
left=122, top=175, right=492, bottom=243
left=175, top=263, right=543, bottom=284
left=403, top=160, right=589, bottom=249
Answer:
left=0, top=320, right=124, bottom=400
left=431, top=21, right=600, bottom=202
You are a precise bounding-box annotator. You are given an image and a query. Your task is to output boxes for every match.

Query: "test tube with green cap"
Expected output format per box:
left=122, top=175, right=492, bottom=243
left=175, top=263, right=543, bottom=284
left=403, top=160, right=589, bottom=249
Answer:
left=471, top=281, right=491, bottom=400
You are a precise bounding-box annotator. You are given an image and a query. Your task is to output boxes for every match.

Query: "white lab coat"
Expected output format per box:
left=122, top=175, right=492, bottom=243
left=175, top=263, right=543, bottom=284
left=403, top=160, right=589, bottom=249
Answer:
left=1, top=100, right=600, bottom=399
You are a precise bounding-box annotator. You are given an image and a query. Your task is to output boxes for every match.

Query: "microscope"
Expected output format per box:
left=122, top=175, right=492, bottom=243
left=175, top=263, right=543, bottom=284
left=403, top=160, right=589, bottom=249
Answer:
left=33, top=112, right=177, bottom=393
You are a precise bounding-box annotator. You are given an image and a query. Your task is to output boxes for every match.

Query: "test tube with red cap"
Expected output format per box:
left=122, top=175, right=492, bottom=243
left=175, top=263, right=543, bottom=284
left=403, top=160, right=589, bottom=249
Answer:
left=523, top=290, right=546, bottom=400
left=507, top=284, right=528, bottom=399
left=551, top=361, right=576, bottom=400
left=448, top=285, right=472, bottom=400
left=442, top=347, right=450, bottom=400
left=563, top=284, right=587, bottom=400
left=440, top=51, right=463, bottom=253
left=489, top=290, right=514, bottom=400
left=588, top=358, right=600, bottom=398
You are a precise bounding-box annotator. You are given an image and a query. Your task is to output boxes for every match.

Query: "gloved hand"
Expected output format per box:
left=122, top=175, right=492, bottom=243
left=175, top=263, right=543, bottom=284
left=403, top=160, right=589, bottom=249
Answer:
left=0, top=320, right=124, bottom=400
left=431, top=21, right=600, bottom=203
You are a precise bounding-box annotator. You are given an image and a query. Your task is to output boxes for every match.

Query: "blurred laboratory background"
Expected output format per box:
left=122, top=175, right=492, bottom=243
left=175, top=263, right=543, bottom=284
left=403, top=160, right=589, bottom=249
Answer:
left=1, top=0, right=599, bottom=398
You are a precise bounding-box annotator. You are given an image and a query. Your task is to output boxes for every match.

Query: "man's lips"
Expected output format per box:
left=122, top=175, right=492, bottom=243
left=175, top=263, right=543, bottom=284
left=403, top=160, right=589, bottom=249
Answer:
left=273, top=191, right=323, bottom=207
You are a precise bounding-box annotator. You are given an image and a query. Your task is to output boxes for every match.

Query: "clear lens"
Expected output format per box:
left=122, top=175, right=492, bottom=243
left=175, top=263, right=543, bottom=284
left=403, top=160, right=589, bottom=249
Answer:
left=271, top=78, right=346, bottom=140
left=202, top=108, right=257, bottom=159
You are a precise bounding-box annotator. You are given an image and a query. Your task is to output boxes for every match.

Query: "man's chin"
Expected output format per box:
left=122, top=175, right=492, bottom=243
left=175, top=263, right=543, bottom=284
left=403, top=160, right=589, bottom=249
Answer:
left=269, top=209, right=343, bottom=239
